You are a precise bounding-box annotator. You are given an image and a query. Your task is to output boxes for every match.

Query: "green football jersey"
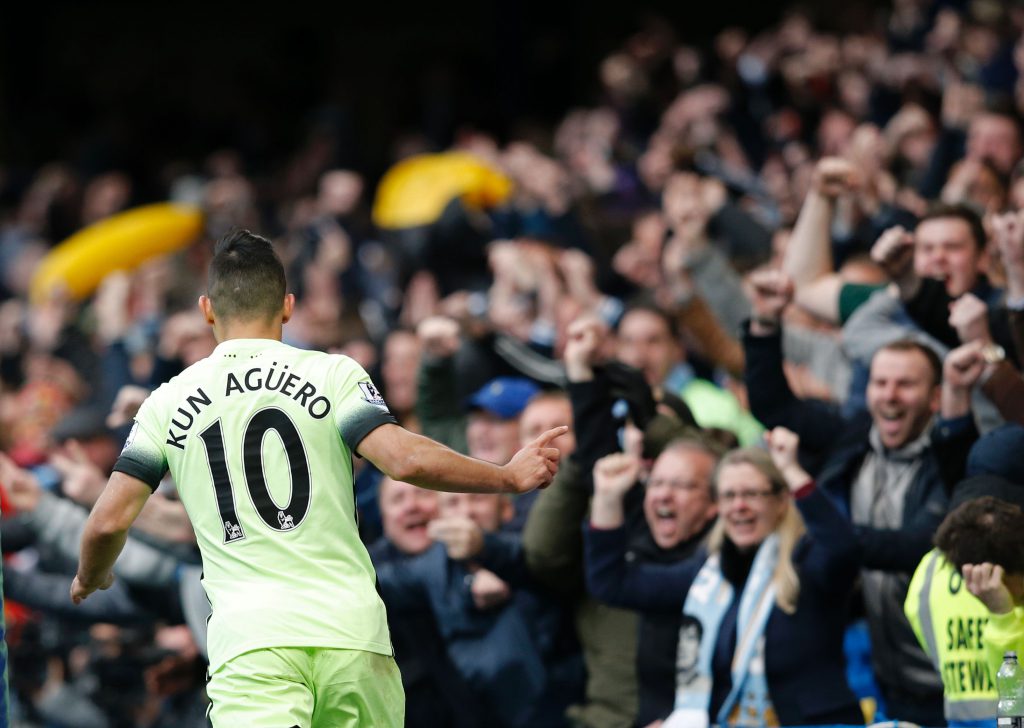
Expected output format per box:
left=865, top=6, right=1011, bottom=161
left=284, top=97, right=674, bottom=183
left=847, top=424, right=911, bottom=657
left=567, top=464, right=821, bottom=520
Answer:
left=115, top=338, right=396, bottom=671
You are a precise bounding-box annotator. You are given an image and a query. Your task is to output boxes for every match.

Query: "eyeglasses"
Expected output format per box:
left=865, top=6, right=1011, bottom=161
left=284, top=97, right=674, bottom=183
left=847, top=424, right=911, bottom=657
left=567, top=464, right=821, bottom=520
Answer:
left=647, top=478, right=705, bottom=492
left=717, top=489, right=776, bottom=505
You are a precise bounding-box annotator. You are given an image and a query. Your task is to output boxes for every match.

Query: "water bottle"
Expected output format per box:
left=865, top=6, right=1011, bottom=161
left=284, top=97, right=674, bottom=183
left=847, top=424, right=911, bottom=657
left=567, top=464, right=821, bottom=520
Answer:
left=998, top=651, right=1024, bottom=727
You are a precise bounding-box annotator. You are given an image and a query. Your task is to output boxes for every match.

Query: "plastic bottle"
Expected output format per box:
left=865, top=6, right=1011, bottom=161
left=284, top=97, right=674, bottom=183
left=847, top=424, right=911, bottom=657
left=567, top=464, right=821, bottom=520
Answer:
left=997, top=651, right=1024, bottom=727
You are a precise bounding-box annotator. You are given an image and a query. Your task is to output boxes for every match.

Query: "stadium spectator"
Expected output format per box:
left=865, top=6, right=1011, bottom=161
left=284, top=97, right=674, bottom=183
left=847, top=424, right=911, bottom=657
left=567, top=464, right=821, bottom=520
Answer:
left=586, top=428, right=863, bottom=726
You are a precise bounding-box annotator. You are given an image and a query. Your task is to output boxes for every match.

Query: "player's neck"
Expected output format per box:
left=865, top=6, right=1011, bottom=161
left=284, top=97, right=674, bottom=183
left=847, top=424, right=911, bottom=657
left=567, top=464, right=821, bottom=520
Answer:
left=214, top=320, right=284, bottom=343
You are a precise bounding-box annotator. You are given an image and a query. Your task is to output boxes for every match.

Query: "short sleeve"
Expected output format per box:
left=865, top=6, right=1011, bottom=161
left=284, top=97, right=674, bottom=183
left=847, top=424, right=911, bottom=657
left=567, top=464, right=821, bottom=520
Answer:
left=112, top=394, right=169, bottom=490
left=332, top=358, right=399, bottom=451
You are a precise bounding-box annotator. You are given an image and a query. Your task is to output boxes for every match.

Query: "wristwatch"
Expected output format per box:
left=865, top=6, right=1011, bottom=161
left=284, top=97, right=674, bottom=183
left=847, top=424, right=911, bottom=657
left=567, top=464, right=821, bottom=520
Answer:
left=981, top=342, right=1006, bottom=364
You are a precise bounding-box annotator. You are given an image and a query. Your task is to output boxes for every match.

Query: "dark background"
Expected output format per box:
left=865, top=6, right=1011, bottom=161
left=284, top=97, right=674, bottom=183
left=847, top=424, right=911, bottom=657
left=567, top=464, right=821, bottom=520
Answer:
left=0, top=1, right=876, bottom=189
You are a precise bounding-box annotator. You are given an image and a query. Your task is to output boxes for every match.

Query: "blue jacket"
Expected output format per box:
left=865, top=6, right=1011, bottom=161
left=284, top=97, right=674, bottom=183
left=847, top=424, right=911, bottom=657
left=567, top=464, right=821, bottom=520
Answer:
left=585, top=489, right=864, bottom=726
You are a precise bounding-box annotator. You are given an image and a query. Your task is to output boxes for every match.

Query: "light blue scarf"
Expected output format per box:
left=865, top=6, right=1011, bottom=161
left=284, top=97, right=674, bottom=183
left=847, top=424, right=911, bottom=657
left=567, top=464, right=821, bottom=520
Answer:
left=664, top=534, right=780, bottom=728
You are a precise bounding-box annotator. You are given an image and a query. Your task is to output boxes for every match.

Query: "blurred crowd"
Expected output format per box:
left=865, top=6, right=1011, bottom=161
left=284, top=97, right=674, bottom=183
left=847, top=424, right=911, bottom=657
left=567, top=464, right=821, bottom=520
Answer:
left=3, top=1, right=1024, bottom=726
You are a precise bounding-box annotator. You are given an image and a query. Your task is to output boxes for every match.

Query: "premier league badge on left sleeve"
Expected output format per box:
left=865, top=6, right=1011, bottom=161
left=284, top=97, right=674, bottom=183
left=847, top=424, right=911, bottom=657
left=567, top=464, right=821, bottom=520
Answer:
left=358, top=381, right=390, bottom=411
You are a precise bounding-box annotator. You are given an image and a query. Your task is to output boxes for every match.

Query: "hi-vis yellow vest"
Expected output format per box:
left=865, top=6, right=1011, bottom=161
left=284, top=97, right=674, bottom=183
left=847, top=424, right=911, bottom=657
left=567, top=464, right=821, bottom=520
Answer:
left=905, top=549, right=997, bottom=723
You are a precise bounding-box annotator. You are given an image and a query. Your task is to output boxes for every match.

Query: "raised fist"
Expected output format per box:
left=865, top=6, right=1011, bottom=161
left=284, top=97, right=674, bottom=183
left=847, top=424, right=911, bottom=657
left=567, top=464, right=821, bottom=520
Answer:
left=744, top=268, right=794, bottom=326
left=811, top=157, right=857, bottom=199
left=417, top=316, right=461, bottom=359
left=592, top=452, right=641, bottom=498
left=870, top=225, right=915, bottom=282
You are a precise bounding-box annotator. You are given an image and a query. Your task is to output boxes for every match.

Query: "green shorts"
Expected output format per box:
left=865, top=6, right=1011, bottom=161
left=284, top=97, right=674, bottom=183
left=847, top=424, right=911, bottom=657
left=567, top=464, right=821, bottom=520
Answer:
left=206, top=647, right=404, bottom=728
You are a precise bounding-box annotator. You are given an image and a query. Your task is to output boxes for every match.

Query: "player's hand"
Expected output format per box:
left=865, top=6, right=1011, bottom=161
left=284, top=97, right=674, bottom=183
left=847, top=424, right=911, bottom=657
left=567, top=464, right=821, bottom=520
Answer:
left=428, top=516, right=484, bottom=561
left=504, top=426, right=567, bottom=494
left=70, top=572, right=115, bottom=605
left=963, top=562, right=1014, bottom=615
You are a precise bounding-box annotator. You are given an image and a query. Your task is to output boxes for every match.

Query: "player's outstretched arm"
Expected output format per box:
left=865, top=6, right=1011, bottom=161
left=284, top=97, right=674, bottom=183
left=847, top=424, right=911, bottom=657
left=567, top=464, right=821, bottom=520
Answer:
left=71, top=471, right=152, bottom=605
left=358, top=423, right=567, bottom=495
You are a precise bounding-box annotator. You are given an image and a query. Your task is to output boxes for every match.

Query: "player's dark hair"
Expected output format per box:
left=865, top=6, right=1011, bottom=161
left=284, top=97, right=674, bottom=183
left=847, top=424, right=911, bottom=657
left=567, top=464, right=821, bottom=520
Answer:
left=207, top=229, right=287, bottom=322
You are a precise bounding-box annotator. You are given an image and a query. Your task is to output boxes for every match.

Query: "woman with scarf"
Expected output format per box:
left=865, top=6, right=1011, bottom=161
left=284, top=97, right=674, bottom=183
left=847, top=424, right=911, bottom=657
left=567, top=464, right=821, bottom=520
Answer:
left=585, top=427, right=864, bottom=727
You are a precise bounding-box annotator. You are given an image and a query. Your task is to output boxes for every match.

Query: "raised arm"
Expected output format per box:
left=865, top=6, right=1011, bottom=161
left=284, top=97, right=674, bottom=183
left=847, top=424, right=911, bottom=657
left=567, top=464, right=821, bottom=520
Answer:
left=415, top=315, right=469, bottom=452
left=563, top=316, right=621, bottom=474
left=662, top=173, right=751, bottom=332
left=743, top=269, right=846, bottom=453
left=589, top=453, right=641, bottom=531
left=660, top=236, right=745, bottom=374
left=518, top=318, right=611, bottom=594
left=766, top=427, right=859, bottom=592
left=784, top=158, right=856, bottom=323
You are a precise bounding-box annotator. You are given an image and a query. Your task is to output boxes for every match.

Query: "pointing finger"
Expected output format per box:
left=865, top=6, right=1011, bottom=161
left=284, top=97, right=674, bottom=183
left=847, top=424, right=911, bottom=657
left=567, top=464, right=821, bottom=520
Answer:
left=531, top=425, right=569, bottom=448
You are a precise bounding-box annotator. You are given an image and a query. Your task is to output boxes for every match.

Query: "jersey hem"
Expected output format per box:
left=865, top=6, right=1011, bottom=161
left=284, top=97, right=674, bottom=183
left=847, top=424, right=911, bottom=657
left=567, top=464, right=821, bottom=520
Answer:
left=209, top=637, right=395, bottom=673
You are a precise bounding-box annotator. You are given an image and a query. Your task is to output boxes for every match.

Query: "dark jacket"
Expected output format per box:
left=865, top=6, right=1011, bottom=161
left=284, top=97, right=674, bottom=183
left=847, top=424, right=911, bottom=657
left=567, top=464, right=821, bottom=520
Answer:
left=626, top=511, right=713, bottom=727
left=585, top=489, right=864, bottom=726
left=367, top=538, right=482, bottom=728
left=372, top=540, right=575, bottom=728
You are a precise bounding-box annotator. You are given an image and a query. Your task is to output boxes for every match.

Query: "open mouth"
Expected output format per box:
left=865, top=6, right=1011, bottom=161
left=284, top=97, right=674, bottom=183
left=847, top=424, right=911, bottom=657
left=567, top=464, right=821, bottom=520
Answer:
left=930, top=273, right=959, bottom=295
left=652, top=509, right=678, bottom=537
left=876, top=410, right=906, bottom=436
left=403, top=518, right=429, bottom=535
left=728, top=516, right=757, bottom=533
